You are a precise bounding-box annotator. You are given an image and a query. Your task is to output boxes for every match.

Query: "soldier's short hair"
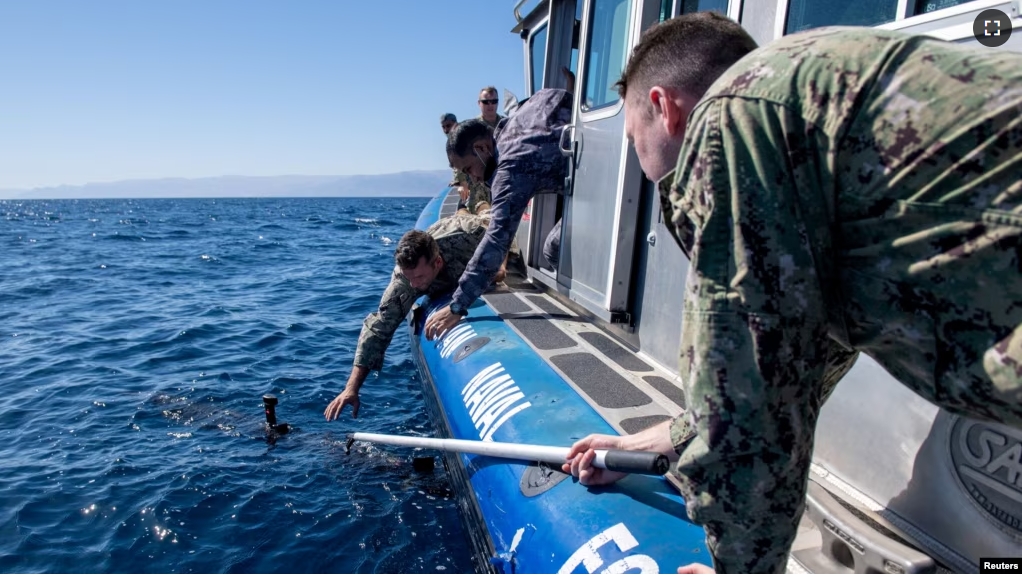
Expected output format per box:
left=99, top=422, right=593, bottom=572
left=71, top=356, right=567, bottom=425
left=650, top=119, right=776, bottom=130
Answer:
left=395, top=230, right=440, bottom=269
left=479, top=86, right=498, bottom=98
left=446, top=119, right=494, bottom=158
left=616, top=12, right=757, bottom=106
left=440, top=112, right=457, bottom=123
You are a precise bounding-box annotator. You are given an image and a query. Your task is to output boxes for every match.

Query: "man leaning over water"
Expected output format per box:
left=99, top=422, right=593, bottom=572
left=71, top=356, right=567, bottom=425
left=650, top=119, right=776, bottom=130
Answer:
left=324, top=214, right=504, bottom=420
left=560, top=12, right=1022, bottom=574
left=424, top=89, right=573, bottom=339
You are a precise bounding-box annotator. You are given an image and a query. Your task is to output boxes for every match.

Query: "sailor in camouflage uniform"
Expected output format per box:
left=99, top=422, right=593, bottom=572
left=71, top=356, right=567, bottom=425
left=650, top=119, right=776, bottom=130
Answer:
left=564, top=13, right=1022, bottom=574
left=442, top=113, right=493, bottom=215
left=324, top=214, right=499, bottom=421
left=425, top=89, right=573, bottom=338
left=451, top=170, right=493, bottom=216
left=477, top=86, right=505, bottom=129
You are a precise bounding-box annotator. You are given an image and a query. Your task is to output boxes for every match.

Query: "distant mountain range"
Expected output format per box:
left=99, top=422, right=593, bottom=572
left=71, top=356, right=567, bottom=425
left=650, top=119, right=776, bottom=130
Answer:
left=0, top=170, right=453, bottom=199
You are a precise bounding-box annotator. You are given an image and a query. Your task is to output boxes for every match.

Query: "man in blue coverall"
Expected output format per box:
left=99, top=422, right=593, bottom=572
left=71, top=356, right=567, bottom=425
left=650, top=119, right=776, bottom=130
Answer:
left=424, top=88, right=572, bottom=339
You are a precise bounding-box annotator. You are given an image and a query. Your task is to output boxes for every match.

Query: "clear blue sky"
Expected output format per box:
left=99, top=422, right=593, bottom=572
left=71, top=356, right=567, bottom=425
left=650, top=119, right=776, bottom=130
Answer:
left=0, top=1, right=536, bottom=189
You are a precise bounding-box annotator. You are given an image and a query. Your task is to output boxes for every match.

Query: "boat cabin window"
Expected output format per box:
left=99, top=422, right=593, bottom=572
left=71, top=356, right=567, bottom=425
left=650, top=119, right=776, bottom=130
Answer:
left=529, top=24, right=548, bottom=94
left=909, top=0, right=974, bottom=16
left=569, top=0, right=583, bottom=77
left=786, top=0, right=899, bottom=33
left=680, top=0, right=729, bottom=14
left=658, top=0, right=672, bottom=20
left=581, top=0, right=632, bottom=111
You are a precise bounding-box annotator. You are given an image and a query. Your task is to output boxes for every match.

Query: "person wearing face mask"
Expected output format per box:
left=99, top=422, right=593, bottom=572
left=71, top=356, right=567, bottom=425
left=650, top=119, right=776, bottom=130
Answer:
left=425, top=89, right=572, bottom=339
left=324, top=213, right=506, bottom=421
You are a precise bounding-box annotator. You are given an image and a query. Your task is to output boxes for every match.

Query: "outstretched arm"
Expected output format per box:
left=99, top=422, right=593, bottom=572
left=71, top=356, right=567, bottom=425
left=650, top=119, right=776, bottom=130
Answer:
left=326, top=269, right=418, bottom=419
left=425, top=168, right=531, bottom=340
left=451, top=167, right=530, bottom=310
left=562, top=420, right=676, bottom=485
left=324, top=365, right=369, bottom=420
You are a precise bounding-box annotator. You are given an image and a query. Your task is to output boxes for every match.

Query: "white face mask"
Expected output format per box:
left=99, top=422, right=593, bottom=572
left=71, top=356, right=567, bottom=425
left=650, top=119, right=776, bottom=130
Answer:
left=474, top=150, right=488, bottom=171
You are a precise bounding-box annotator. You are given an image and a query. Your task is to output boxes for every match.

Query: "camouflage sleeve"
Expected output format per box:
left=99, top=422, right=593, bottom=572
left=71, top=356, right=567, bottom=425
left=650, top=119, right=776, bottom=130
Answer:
left=468, top=181, right=492, bottom=215
left=450, top=166, right=532, bottom=310
left=352, top=267, right=417, bottom=371
left=450, top=168, right=464, bottom=187
left=667, top=97, right=837, bottom=574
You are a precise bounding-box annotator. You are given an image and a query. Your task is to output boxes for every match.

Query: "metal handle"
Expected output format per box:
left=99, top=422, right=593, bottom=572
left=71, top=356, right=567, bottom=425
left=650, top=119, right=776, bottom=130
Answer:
left=513, top=0, right=529, bottom=22
left=559, top=124, right=575, bottom=157
left=792, top=481, right=936, bottom=574
left=560, top=125, right=578, bottom=197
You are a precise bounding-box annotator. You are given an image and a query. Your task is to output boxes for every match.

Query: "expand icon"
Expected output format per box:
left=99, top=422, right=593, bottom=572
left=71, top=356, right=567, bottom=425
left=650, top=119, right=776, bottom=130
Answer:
left=973, top=8, right=1014, bottom=47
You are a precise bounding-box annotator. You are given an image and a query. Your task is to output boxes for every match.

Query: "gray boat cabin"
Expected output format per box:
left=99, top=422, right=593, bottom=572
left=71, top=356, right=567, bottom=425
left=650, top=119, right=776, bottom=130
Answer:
left=496, top=0, right=1022, bottom=572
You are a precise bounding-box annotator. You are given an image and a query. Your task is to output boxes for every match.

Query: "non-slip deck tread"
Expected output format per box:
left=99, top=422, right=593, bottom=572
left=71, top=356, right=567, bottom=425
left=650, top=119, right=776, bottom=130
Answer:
left=508, top=317, right=577, bottom=350
left=526, top=295, right=574, bottom=318
left=484, top=292, right=532, bottom=315
left=619, top=415, right=673, bottom=434
left=549, top=352, right=652, bottom=409
left=643, top=375, right=686, bottom=409
left=578, top=332, right=652, bottom=373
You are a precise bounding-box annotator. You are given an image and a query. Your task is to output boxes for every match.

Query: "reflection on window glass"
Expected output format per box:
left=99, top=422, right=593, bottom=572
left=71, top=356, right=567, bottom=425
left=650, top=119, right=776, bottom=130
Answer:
left=911, top=0, right=973, bottom=16
left=681, top=0, right=729, bottom=15
left=786, top=0, right=897, bottom=34
left=582, top=0, right=632, bottom=111
left=659, top=0, right=672, bottom=21
left=530, top=25, right=548, bottom=95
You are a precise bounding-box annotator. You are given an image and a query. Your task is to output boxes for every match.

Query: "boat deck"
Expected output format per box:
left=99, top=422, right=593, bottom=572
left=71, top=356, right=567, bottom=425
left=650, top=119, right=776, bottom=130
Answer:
left=486, top=270, right=840, bottom=574
left=482, top=279, right=685, bottom=435
left=438, top=189, right=686, bottom=436
left=436, top=190, right=837, bottom=574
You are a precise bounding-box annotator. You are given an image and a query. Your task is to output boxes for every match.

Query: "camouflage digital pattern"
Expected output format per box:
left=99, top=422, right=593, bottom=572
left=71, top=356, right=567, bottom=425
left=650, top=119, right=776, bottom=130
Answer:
left=468, top=181, right=492, bottom=215
left=451, top=88, right=573, bottom=311
left=477, top=113, right=505, bottom=129
left=353, top=214, right=490, bottom=370
left=662, top=28, right=1022, bottom=573
left=449, top=170, right=492, bottom=215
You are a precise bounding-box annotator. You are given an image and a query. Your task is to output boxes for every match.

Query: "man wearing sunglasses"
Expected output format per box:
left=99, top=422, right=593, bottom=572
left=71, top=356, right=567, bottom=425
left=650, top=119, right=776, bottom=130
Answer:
left=476, top=86, right=504, bottom=129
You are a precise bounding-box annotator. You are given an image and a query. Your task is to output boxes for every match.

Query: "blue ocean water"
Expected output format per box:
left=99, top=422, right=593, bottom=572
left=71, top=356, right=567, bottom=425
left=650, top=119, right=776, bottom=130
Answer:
left=0, top=197, right=476, bottom=574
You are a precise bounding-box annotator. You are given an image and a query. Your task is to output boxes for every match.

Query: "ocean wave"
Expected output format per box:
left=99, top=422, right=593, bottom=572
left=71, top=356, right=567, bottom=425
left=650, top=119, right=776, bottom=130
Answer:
left=0, top=197, right=472, bottom=574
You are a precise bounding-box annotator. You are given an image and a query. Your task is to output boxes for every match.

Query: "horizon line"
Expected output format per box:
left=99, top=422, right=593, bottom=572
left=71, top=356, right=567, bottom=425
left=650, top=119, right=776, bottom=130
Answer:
left=0, top=169, right=451, bottom=193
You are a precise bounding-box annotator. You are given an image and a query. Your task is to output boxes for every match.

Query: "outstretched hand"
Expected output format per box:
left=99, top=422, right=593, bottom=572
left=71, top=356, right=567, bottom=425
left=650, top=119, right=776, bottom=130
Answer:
left=425, top=305, right=463, bottom=340
left=562, top=433, right=628, bottom=486
left=324, top=387, right=360, bottom=420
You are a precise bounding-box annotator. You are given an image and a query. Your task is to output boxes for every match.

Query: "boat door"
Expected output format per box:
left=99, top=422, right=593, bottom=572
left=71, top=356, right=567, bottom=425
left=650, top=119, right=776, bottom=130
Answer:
left=513, top=0, right=579, bottom=275
left=551, top=0, right=662, bottom=325
left=628, top=0, right=737, bottom=369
